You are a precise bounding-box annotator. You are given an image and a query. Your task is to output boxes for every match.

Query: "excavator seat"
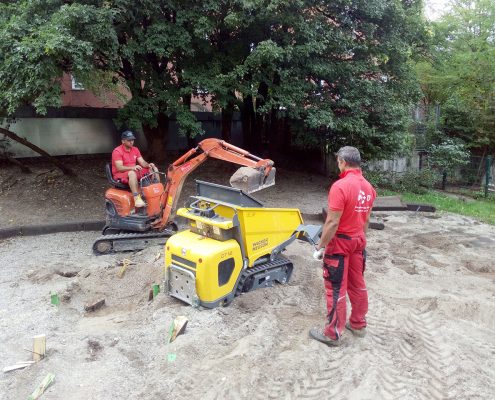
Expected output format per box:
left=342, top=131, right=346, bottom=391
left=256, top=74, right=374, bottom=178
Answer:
left=105, top=163, right=129, bottom=190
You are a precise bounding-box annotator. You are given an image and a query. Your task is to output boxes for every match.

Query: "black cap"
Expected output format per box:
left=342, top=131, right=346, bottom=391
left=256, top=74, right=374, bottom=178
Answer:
left=121, top=130, right=136, bottom=140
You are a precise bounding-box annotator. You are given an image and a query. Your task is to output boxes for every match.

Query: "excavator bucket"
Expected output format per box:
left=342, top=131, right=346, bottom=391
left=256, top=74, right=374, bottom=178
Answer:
left=229, top=167, right=276, bottom=193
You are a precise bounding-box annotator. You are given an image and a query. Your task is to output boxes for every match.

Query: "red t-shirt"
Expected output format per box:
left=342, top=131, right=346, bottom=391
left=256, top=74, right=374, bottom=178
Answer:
left=111, top=144, right=142, bottom=176
left=328, top=169, right=376, bottom=236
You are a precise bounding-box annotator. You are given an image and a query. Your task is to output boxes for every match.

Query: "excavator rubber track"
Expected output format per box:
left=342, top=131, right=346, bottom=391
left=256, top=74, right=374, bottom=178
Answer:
left=93, top=229, right=175, bottom=255
left=234, top=256, right=294, bottom=297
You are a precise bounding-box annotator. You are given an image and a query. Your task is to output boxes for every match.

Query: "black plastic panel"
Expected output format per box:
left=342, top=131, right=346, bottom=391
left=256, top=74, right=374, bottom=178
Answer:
left=195, top=180, right=263, bottom=207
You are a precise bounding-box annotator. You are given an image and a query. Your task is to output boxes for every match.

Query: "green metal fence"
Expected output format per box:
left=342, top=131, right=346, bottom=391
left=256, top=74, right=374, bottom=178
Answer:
left=423, top=154, right=494, bottom=196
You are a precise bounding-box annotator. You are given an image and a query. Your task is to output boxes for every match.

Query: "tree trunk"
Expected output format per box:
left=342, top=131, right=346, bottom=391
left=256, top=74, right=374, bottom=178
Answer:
left=283, top=117, right=292, bottom=152
left=2, top=154, right=32, bottom=173
left=0, top=127, right=74, bottom=175
left=255, top=82, right=269, bottom=152
left=241, top=96, right=255, bottom=150
left=142, top=113, right=169, bottom=166
left=267, top=106, right=280, bottom=154
left=182, top=94, right=196, bottom=149
left=441, top=170, right=447, bottom=190
left=221, top=102, right=234, bottom=143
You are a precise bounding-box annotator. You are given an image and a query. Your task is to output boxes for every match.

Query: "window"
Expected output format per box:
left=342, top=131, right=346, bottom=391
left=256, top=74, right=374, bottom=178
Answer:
left=71, top=75, right=85, bottom=91
left=218, top=258, right=235, bottom=286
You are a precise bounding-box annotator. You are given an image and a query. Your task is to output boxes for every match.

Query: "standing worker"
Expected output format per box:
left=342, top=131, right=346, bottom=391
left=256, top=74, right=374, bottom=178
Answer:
left=111, top=130, right=159, bottom=208
left=310, top=146, right=376, bottom=346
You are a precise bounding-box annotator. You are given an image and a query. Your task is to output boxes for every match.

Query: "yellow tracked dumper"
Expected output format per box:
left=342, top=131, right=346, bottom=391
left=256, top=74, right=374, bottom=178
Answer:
left=164, top=181, right=321, bottom=308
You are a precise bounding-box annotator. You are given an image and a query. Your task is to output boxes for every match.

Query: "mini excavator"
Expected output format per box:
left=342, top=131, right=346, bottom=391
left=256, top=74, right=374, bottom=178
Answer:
left=93, top=139, right=276, bottom=254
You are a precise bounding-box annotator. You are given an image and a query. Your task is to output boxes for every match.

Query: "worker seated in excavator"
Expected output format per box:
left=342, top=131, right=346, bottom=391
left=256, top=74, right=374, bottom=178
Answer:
left=111, top=130, right=159, bottom=208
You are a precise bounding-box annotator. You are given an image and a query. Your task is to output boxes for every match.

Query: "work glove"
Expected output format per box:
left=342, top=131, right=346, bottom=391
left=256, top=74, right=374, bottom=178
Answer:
left=313, top=247, right=324, bottom=261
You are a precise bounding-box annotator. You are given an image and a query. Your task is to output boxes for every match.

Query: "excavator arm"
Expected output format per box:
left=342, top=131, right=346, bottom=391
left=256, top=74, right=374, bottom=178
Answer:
left=153, top=138, right=275, bottom=230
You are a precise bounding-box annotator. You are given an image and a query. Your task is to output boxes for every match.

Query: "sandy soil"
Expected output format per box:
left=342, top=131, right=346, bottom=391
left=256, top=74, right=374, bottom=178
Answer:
left=1, top=159, right=495, bottom=400
left=0, top=156, right=328, bottom=227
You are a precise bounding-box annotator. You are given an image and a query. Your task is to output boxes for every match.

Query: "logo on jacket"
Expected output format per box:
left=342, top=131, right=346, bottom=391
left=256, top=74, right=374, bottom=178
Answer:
left=357, top=190, right=371, bottom=205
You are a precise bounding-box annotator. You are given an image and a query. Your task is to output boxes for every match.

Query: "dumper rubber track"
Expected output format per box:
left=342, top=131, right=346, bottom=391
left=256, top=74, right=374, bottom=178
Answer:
left=234, top=256, right=294, bottom=297
left=93, top=230, right=174, bottom=255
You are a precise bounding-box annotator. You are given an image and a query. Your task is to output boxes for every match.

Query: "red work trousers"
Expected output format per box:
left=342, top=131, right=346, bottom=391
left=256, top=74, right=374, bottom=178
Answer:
left=322, top=233, right=368, bottom=340
left=113, top=167, right=150, bottom=184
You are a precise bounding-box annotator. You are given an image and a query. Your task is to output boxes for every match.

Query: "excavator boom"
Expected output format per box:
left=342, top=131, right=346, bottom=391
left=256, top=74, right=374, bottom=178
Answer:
left=154, top=138, right=275, bottom=230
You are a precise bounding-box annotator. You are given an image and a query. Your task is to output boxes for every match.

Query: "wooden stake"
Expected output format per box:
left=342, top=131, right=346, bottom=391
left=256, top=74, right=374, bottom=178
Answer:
left=84, top=298, right=106, bottom=312
left=27, top=373, right=55, bottom=400
left=32, top=334, right=46, bottom=362
left=169, top=316, right=188, bottom=343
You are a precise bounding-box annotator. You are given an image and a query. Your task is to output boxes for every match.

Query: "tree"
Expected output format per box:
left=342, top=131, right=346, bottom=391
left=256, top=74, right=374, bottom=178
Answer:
left=0, top=0, right=202, bottom=162
left=428, top=138, right=470, bottom=188
left=1, top=1, right=427, bottom=165
left=417, top=0, right=495, bottom=152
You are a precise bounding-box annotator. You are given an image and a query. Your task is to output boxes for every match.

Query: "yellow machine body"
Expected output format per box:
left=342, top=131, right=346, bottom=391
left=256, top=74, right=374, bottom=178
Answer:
left=164, top=181, right=306, bottom=308
left=165, top=230, right=243, bottom=306
left=235, top=207, right=302, bottom=266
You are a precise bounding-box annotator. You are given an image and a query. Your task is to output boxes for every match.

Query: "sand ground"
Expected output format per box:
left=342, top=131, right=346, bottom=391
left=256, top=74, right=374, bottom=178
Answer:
left=0, top=159, right=494, bottom=399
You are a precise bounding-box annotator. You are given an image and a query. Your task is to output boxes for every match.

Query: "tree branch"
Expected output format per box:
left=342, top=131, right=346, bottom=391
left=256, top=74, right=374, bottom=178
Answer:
left=0, top=127, right=75, bottom=176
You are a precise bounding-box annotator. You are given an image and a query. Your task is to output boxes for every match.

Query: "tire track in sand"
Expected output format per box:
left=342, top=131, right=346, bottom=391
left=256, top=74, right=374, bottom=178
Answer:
left=400, top=309, right=455, bottom=400
left=370, top=312, right=411, bottom=400
left=291, top=353, right=353, bottom=399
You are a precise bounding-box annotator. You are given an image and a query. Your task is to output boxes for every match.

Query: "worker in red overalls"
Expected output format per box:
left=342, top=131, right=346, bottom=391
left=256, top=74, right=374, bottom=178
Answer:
left=310, top=146, right=376, bottom=346
left=112, top=130, right=159, bottom=208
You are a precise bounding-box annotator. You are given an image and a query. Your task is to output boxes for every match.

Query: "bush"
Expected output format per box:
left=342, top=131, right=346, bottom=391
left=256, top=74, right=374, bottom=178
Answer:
left=426, top=139, right=470, bottom=173
left=363, top=169, right=393, bottom=189
left=395, top=169, right=438, bottom=193
left=363, top=168, right=438, bottom=194
left=472, top=191, right=495, bottom=203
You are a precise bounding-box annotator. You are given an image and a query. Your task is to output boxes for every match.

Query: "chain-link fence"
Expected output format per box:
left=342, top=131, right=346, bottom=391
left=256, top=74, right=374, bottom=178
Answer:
left=364, top=151, right=494, bottom=197
left=421, top=153, right=494, bottom=195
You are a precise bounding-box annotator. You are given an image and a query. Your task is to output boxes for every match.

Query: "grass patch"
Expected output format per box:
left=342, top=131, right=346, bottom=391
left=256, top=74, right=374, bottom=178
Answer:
left=377, top=190, right=495, bottom=225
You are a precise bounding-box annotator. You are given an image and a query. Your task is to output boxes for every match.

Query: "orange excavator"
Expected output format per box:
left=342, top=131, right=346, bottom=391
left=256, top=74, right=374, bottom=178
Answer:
left=92, top=138, right=276, bottom=254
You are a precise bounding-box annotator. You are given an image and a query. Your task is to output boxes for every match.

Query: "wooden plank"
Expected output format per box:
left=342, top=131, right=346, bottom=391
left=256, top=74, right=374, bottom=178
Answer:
left=322, top=207, right=384, bottom=231
left=3, top=361, right=35, bottom=373
left=84, top=298, right=106, bottom=312
left=32, top=335, right=46, bottom=362
left=372, top=196, right=407, bottom=211
left=406, top=203, right=436, bottom=212
left=369, top=221, right=385, bottom=230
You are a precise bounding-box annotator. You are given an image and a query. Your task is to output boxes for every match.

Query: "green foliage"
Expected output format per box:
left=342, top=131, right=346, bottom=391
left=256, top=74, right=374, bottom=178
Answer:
left=443, top=186, right=495, bottom=202
left=0, top=1, right=119, bottom=115
left=364, top=168, right=438, bottom=194
left=471, top=191, right=495, bottom=202
left=0, top=0, right=428, bottom=161
left=400, top=191, right=495, bottom=225
left=427, top=138, right=470, bottom=173
left=417, top=0, right=495, bottom=151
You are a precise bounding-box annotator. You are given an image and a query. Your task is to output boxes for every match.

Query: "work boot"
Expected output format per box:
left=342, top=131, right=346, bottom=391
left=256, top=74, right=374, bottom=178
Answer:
left=345, top=322, right=366, bottom=338
left=309, top=327, right=341, bottom=347
left=134, top=195, right=146, bottom=208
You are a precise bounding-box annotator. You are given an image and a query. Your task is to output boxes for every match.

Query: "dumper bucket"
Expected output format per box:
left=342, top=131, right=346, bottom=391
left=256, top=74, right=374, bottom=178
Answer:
left=229, top=167, right=276, bottom=193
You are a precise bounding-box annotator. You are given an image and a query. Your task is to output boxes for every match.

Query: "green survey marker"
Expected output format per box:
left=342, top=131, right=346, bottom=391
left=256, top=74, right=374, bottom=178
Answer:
left=50, top=292, right=60, bottom=305
left=152, top=284, right=160, bottom=298
left=167, top=321, right=176, bottom=363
